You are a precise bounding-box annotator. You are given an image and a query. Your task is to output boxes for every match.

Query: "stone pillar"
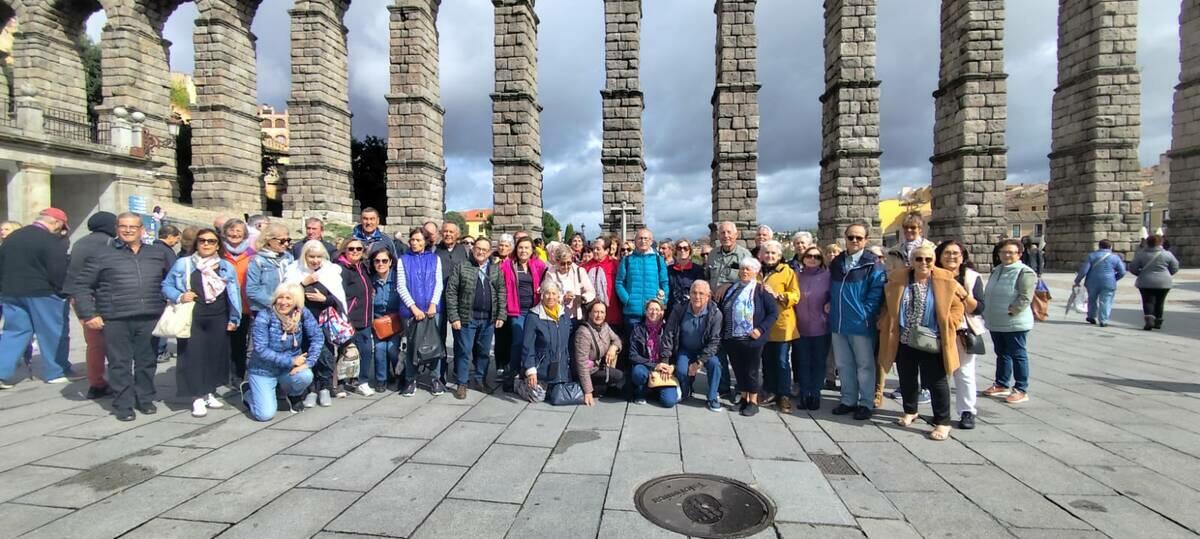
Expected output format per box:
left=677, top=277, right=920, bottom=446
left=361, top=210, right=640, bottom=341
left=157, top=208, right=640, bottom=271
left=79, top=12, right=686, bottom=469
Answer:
left=600, top=0, right=645, bottom=235
left=190, top=0, right=264, bottom=215
left=284, top=0, right=354, bottom=224
left=387, top=0, right=446, bottom=230
left=818, top=0, right=881, bottom=245
left=1046, top=0, right=1142, bottom=268
left=711, top=0, right=759, bottom=243
left=5, top=163, right=52, bottom=225
left=1169, top=0, right=1200, bottom=266
left=491, top=0, right=543, bottom=237
left=11, top=3, right=89, bottom=118
left=929, top=0, right=1008, bottom=272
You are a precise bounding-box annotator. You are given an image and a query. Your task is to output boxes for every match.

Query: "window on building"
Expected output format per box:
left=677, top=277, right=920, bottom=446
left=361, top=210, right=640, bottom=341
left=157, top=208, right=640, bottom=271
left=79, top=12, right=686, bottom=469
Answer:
left=275, top=119, right=286, bottom=129
left=1012, top=224, right=1021, bottom=238
left=260, top=119, right=271, bottom=128
left=1034, top=224, right=1043, bottom=237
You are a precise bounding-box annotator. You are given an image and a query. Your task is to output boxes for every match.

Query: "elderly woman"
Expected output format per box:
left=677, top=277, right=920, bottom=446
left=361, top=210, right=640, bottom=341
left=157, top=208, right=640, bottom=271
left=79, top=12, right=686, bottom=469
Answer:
left=284, top=240, right=347, bottom=408
left=573, top=300, right=625, bottom=406
left=520, top=280, right=572, bottom=401
left=936, top=240, right=986, bottom=429
left=543, top=243, right=596, bottom=323
left=758, top=240, right=800, bottom=413
left=246, top=223, right=294, bottom=319
left=667, top=239, right=705, bottom=317
left=982, top=239, right=1036, bottom=404
left=162, top=228, right=242, bottom=418
left=878, top=245, right=972, bottom=441
left=822, top=244, right=842, bottom=267
left=629, top=299, right=678, bottom=407
left=243, top=283, right=324, bottom=421
left=792, top=245, right=830, bottom=411
left=788, top=232, right=814, bottom=272
left=221, top=218, right=256, bottom=382
left=1130, top=235, right=1180, bottom=331
left=502, top=236, right=546, bottom=392
left=583, top=238, right=622, bottom=331
left=336, top=238, right=374, bottom=397
left=397, top=227, right=443, bottom=397
left=718, top=257, right=780, bottom=417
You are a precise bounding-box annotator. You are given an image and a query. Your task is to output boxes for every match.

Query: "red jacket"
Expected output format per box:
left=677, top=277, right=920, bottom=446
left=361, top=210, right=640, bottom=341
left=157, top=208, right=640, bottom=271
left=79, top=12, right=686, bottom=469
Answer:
left=583, top=256, right=622, bottom=325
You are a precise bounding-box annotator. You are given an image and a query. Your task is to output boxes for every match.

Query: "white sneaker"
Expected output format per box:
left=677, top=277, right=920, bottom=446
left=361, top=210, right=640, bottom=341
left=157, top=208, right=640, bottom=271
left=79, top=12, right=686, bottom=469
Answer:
left=191, top=398, right=208, bottom=417
left=355, top=383, right=376, bottom=396
left=318, top=389, right=332, bottom=407
left=204, top=393, right=224, bottom=409
left=303, top=392, right=318, bottom=408
left=45, top=377, right=70, bottom=384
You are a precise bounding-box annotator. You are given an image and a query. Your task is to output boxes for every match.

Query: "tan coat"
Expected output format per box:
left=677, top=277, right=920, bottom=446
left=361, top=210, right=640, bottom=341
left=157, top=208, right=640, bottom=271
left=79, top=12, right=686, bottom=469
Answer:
left=877, top=267, right=974, bottom=376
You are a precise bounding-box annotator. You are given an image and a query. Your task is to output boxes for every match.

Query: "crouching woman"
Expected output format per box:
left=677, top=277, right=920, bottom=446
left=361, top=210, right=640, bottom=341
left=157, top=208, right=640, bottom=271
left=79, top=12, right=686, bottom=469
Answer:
left=243, top=283, right=325, bottom=420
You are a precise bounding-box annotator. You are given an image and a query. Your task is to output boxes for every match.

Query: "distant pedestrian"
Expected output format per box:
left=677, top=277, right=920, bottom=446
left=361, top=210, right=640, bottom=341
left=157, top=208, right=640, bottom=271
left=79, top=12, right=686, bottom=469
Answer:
left=1129, top=235, right=1179, bottom=331
left=1073, top=239, right=1125, bottom=327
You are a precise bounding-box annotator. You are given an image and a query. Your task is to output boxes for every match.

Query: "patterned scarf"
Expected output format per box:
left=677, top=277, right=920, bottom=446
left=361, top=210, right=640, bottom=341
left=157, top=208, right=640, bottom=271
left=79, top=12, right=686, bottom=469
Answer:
left=645, top=319, right=663, bottom=361
left=587, top=265, right=610, bottom=305
left=191, top=254, right=226, bottom=304
left=276, top=306, right=301, bottom=334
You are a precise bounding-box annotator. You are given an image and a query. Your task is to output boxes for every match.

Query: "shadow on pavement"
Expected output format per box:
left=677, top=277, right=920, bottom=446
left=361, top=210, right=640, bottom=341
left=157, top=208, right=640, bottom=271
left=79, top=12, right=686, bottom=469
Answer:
left=1070, top=373, right=1200, bottom=394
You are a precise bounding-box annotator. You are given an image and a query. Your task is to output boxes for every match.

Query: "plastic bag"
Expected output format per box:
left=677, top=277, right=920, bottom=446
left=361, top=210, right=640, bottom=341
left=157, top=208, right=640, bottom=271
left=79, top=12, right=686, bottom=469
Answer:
left=1066, top=285, right=1088, bottom=315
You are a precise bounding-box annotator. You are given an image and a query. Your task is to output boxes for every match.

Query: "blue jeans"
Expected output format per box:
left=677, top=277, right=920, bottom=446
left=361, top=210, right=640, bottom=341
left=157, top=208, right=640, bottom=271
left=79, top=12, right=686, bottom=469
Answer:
left=674, top=350, right=721, bottom=402
left=631, top=363, right=680, bottom=407
left=507, top=311, right=530, bottom=382
left=366, top=334, right=399, bottom=386
left=0, top=296, right=71, bottom=382
left=762, top=341, right=793, bottom=396
left=832, top=333, right=876, bottom=408
left=454, top=319, right=495, bottom=385
left=347, top=327, right=375, bottom=385
left=246, top=369, right=313, bottom=421
left=792, top=334, right=831, bottom=399
left=991, top=330, right=1029, bottom=393
left=1086, top=285, right=1115, bottom=324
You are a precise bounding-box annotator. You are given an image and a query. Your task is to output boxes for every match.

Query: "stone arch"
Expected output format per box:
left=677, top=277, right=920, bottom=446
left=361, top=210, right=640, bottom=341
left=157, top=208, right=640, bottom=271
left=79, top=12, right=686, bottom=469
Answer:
left=11, top=0, right=109, bottom=118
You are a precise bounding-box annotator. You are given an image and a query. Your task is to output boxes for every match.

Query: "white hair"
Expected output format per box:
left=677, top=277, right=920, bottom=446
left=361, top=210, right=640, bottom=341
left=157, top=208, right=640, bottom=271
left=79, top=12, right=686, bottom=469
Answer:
left=540, top=280, right=562, bottom=296
left=757, top=225, right=773, bottom=235
left=792, top=231, right=813, bottom=243
left=740, top=256, right=761, bottom=273
left=498, top=233, right=514, bottom=246
left=763, top=240, right=784, bottom=253
left=718, top=221, right=737, bottom=232
left=300, top=240, right=330, bottom=261
left=690, top=280, right=712, bottom=294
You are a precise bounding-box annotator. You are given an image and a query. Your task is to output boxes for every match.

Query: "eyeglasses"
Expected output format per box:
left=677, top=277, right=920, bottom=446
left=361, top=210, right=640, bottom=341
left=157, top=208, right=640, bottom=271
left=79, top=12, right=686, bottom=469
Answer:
left=845, top=236, right=865, bottom=242
left=803, top=254, right=822, bottom=260
left=197, top=238, right=218, bottom=245
left=912, top=257, right=934, bottom=263
left=372, top=258, right=392, bottom=265
left=347, top=246, right=364, bottom=252
left=117, top=225, right=142, bottom=231
left=677, top=245, right=691, bottom=251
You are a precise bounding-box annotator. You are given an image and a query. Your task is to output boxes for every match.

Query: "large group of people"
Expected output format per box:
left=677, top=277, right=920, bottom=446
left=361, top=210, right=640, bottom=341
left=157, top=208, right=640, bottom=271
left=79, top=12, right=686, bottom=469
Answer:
left=0, top=206, right=1181, bottom=441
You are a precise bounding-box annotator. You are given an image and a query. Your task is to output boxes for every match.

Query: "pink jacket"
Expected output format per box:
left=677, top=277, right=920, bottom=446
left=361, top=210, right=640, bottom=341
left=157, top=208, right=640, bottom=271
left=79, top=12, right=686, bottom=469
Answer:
left=501, top=257, right=547, bottom=317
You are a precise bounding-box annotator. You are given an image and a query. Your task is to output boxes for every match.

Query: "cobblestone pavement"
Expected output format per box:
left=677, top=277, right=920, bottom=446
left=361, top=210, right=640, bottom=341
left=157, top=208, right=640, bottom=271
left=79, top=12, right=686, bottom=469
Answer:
left=2, top=271, right=1199, bottom=538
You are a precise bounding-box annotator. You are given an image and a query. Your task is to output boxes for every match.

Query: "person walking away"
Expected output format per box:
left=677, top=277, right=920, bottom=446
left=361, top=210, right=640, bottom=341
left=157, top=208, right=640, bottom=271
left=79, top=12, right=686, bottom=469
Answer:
left=828, top=223, right=885, bottom=421
left=1073, top=239, right=1125, bottom=327
left=982, top=239, right=1036, bottom=404
left=162, top=229, right=242, bottom=417
left=1021, top=236, right=1045, bottom=276
left=72, top=213, right=172, bottom=421
left=446, top=237, right=506, bottom=398
left=0, top=209, right=73, bottom=389
left=65, top=211, right=117, bottom=398
left=1129, top=234, right=1179, bottom=330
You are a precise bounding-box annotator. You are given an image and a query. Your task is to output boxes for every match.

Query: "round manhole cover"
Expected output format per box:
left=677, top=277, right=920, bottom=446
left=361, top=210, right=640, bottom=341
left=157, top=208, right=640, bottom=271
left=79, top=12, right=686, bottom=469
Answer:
left=634, top=474, right=775, bottom=538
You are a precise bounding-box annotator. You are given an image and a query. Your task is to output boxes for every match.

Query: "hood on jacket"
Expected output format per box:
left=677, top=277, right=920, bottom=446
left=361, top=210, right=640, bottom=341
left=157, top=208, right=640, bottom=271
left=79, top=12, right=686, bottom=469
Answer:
left=87, top=211, right=117, bottom=237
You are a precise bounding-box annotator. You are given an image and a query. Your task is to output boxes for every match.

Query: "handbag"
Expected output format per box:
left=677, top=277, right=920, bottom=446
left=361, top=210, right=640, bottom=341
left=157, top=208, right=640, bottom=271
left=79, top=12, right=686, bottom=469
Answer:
left=335, top=342, right=361, bottom=382
left=319, top=307, right=355, bottom=345
left=957, top=329, right=985, bottom=355
left=910, top=326, right=941, bottom=354
left=547, top=382, right=585, bottom=406
left=516, top=380, right=547, bottom=403
left=409, top=317, right=446, bottom=368
left=372, top=313, right=403, bottom=340
left=647, top=364, right=679, bottom=388
left=152, top=301, right=195, bottom=339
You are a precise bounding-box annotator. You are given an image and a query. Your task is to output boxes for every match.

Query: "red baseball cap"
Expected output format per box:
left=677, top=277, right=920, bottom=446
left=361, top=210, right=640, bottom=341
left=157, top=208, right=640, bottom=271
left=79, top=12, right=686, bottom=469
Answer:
left=39, top=208, right=69, bottom=225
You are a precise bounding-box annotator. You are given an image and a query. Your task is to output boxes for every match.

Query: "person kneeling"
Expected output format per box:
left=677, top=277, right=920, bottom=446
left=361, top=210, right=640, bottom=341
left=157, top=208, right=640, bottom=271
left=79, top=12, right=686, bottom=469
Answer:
left=629, top=299, right=680, bottom=408
left=243, top=283, right=324, bottom=421
left=663, top=281, right=724, bottom=412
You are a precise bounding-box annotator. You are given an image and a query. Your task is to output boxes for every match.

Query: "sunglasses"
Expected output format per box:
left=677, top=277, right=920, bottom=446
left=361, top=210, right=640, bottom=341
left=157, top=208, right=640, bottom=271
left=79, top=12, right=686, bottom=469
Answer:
left=912, top=257, right=934, bottom=263
left=273, top=237, right=292, bottom=244
left=677, top=245, right=691, bottom=251
left=845, top=236, right=865, bottom=242
left=347, top=246, right=364, bottom=252
left=197, top=238, right=219, bottom=245
left=372, top=258, right=392, bottom=264
left=803, top=254, right=822, bottom=260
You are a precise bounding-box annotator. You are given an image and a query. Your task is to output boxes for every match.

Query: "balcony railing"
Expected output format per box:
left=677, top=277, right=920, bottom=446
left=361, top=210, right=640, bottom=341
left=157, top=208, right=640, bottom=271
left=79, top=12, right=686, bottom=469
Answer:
left=42, top=106, right=101, bottom=144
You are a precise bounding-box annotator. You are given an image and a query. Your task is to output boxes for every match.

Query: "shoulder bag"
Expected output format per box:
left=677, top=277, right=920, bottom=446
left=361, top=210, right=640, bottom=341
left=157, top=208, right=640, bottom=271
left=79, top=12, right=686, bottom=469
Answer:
left=409, top=317, right=446, bottom=368
left=372, top=313, right=403, bottom=340
left=153, top=263, right=194, bottom=339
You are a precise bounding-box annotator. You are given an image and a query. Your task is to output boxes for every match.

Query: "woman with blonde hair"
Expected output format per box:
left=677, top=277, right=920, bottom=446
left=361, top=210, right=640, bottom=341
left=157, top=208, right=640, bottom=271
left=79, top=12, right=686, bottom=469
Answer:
left=284, top=240, right=347, bottom=407
left=243, top=283, right=323, bottom=420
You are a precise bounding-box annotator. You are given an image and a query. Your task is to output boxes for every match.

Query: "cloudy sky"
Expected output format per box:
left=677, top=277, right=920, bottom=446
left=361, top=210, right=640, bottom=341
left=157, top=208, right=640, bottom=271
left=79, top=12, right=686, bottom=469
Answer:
left=90, top=0, right=1182, bottom=238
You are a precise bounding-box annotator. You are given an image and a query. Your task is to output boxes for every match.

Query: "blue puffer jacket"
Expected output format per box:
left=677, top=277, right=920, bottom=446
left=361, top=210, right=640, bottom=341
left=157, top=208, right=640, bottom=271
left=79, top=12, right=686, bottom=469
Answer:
left=162, top=256, right=243, bottom=327
left=615, top=250, right=669, bottom=318
left=249, top=308, right=323, bottom=378
left=1074, top=249, right=1126, bottom=291
left=828, top=250, right=885, bottom=336
left=521, top=304, right=573, bottom=383
left=246, top=250, right=294, bottom=313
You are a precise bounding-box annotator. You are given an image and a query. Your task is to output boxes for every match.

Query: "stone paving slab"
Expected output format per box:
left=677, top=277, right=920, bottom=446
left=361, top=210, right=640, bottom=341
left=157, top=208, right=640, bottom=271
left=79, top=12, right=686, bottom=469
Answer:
left=1048, top=495, right=1196, bottom=538
left=165, top=454, right=332, bottom=523
left=326, top=462, right=466, bottom=537
left=507, top=473, right=606, bottom=539
left=217, top=487, right=359, bottom=539
left=618, top=414, right=680, bottom=454
left=301, top=437, right=426, bottom=492
left=962, top=441, right=1114, bottom=495
left=544, top=429, right=619, bottom=476
left=0, top=503, right=73, bottom=538
left=22, top=476, right=219, bottom=539
left=496, top=408, right=573, bottom=448
left=410, top=420, right=505, bottom=466
left=750, top=459, right=855, bottom=525
left=604, top=451, right=682, bottom=512
left=734, top=420, right=809, bottom=462
left=122, top=518, right=228, bottom=539
left=411, top=498, right=519, bottom=539
left=935, top=463, right=1091, bottom=530
left=598, top=509, right=685, bottom=539
left=827, top=475, right=904, bottom=520
left=0, top=465, right=79, bottom=504
left=680, top=432, right=755, bottom=484
left=18, top=445, right=210, bottom=508
left=0, top=414, right=99, bottom=447
left=166, top=428, right=310, bottom=479
left=450, top=443, right=551, bottom=504
left=36, top=420, right=202, bottom=470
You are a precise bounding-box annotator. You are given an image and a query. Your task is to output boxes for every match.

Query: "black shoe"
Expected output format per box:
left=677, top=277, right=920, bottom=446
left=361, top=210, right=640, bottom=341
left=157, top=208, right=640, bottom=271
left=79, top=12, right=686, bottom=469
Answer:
left=1086, top=318, right=1096, bottom=325
left=1098, top=322, right=1107, bottom=327
left=852, top=406, right=873, bottom=421
left=806, top=396, right=821, bottom=411
left=372, top=383, right=387, bottom=394
left=287, top=395, right=306, bottom=413
left=430, top=380, right=446, bottom=396
left=1144, top=317, right=1155, bottom=331
left=823, top=380, right=839, bottom=391
left=116, top=410, right=135, bottom=422
left=740, top=403, right=759, bottom=417
left=1154, top=318, right=1163, bottom=329
left=137, top=403, right=158, bottom=415
left=832, top=403, right=856, bottom=415
left=959, top=411, right=976, bottom=430
left=86, top=386, right=111, bottom=399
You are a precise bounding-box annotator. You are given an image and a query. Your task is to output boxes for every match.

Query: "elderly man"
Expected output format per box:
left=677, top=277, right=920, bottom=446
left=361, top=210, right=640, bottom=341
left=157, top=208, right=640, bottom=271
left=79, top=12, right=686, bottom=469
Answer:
left=663, top=280, right=724, bottom=411
left=352, top=207, right=397, bottom=257
left=615, top=228, right=669, bottom=328
left=436, top=222, right=469, bottom=276
left=73, top=213, right=173, bottom=421
left=828, top=223, right=886, bottom=421
left=898, top=213, right=936, bottom=264
left=446, top=237, right=506, bottom=398
left=0, top=209, right=73, bottom=389
left=704, top=221, right=751, bottom=400
left=749, top=224, right=773, bottom=258
left=291, top=217, right=337, bottom=260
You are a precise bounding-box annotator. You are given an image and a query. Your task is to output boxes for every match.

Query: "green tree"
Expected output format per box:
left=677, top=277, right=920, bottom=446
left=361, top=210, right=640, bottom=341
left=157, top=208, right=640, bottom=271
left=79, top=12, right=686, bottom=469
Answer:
left=483, top=214, right=494, bottom=237
left=563, top=224, right=575, bottom=243
left=351, top=136, right=389, bottom=221
left=169, top=79, right=191, bottom=112
left=76, top=34, right=103, bottom=110
left=444, top=211, right=467, bottom=233
left=542, top=211, right=561, bottom=242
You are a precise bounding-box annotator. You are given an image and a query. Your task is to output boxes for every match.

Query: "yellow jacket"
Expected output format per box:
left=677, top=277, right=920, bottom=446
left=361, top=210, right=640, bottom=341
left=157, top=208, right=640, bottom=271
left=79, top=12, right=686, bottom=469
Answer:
left=758, top=262, right=801, bottom=342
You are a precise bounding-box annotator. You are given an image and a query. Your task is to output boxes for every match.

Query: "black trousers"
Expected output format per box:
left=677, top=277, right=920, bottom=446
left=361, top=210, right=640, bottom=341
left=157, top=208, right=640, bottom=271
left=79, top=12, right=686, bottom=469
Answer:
left=229, top=315, right=251, bottom=379
left=726, top=339, right=764, bottom=394
left=591, top=367, right=626, bottom=394
left=1138, top=288, right=1169, bottom=320
left=103, top=316, right=158, bottom=413
left=896, top=343, right=951, bottom=426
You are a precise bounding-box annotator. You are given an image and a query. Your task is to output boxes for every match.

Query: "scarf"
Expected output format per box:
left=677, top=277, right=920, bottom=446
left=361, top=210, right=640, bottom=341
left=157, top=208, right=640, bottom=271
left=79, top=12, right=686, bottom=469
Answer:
left=258, top=249, right=290, bottom=281
left=224, top=240, right=251, bottom=256
left=283, top=259, right=347, bottom=312
left=645, top=319, right=663, bottom=361
left=902, top=237, right=925, bottom=259
left=191, top=254, right=226, bottom=304
left=276, top=306, right=301, bottom=335
left=544, top=303, right=561, bottom=322
left=731, top=281, right=757, bottom=337
left=671, top=260, right=695, bottom=272
left=587, top=264, right=610, bottom=305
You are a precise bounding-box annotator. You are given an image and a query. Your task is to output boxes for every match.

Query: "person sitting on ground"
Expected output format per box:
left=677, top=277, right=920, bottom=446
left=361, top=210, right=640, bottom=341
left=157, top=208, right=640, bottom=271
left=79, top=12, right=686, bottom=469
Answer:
left=629, top=299, right=679, bottom=408
left=244, top=283, right=323, bottom=420
left=662, top=280, right=724, bottom=412
left=573, top=300, right=625, bottom=406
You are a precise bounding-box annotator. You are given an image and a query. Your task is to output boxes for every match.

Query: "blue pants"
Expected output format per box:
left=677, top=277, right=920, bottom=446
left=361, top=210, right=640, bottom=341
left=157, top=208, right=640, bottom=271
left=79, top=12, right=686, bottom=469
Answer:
left=454, top=319, right=495, bottom=385
left=674, top=350, right=721, bottom=402
left=762, top=340, right=793, bottom=396
left=507, top=311, right=529, bottom=383
left=1086, top=285, right=1116, bottom=324
left=792, top=334, right=831, bottom=400
left=0, top=296, right=71, bottom=382
left=991, top=330, right=1030, bottom=393
left=832, top=333, right=876, bottom=409
left=246, top=369, right=313, bottom=421
left=631, top=363, right=680, bottom=407
left=347, top=327, right=374, bottom=386
left=365, top=333, right=398, bottom=386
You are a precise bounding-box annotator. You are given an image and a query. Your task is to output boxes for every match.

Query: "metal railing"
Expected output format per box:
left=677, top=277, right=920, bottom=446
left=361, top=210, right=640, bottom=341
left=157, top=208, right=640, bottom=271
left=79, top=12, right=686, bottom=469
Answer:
left=42, top=106, right=101, bottom=144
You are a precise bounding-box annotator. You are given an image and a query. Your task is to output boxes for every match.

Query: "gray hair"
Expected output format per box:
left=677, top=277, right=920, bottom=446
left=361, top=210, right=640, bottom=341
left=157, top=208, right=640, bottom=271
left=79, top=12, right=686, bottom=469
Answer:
left=740, top=256, right=762, bottom=273
left=756, top=225, right=773, bottom=236
left=222, top=218, right=247, bottom=237
left=792, top=231, right=813, bottom=243
left=304, top=217, right=324, bottom=229
left=550, top=242, right=573, bottom=262
left=690, top=280, right=712, bottom=294
left=762, top=240, right=784, bottom=254
left=540, top=280, right=562, bottom=296
left=498, top=233, right=514, bottom=246
left=718, top=221, right=738, bottom=233
left=247, top=215, right=269, bottom=229
left=300, top=240, right=330, bottom=262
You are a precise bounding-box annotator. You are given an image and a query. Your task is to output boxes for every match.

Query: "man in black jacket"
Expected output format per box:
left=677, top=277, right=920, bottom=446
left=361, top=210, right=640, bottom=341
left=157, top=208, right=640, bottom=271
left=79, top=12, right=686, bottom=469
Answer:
left=445, top=237, right=506, bottom=398
left=64, top=212, right=117, bottom=398
left=661, top=280, right=725, bottom=412
left=72, top=213, right=172, bottom=421
left=0, top=208, right=73, bottom=389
